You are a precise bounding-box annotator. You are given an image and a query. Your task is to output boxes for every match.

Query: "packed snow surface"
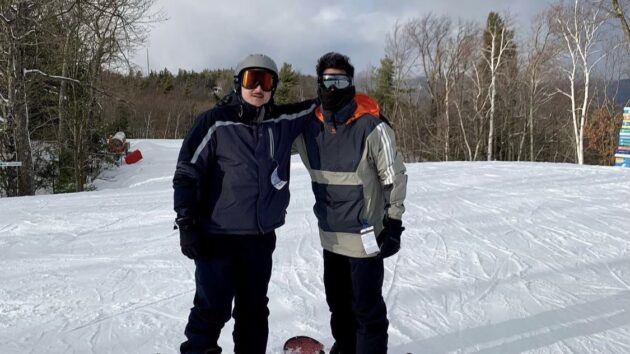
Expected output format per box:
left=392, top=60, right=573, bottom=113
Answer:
left=1, top=139, right=630, bottom=354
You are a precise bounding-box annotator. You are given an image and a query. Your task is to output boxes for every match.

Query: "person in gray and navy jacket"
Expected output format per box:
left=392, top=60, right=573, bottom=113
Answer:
left=173, top=53, right=315, bottom=354
left=293, top=52, right=408, bottom=354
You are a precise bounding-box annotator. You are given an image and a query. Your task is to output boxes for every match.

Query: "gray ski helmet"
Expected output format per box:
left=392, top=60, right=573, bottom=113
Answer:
left=235, top=53, right=279, bottom=79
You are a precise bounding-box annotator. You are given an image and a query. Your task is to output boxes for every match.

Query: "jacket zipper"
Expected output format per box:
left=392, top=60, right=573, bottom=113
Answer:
left=268, top=127, right=274, bottom=159
left=256, top=124, right=264, bottom=232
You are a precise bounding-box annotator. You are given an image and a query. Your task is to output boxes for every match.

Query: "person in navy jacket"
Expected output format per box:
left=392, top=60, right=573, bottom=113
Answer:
left=173, top=53, right=315, bottom=354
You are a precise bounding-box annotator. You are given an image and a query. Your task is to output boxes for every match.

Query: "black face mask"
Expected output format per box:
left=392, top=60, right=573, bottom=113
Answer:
left=318, top=85, right=355, bottom=112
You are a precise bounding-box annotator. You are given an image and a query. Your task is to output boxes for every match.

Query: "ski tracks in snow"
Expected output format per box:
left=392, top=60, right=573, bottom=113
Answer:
left=388, top=162, right=630, bottom=353
left=2, top=144, right=630, bottom=353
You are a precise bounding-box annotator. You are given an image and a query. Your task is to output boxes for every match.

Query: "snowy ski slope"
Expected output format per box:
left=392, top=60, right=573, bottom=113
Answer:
left=1, top=139, right=630, bottom=353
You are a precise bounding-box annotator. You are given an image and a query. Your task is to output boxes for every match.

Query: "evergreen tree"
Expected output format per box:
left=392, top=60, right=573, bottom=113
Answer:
left=370, top=57, right=395, bottom=116
left=275, top=62, right=298, bottom=104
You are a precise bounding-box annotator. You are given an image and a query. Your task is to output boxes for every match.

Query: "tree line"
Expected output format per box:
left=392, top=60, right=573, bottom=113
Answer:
left=2, top=0, right=630, bottom=197
left=366, top=1, right=630, bottom=166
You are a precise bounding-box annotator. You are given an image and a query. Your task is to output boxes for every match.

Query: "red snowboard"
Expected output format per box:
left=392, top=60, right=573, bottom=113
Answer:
left=283, top=336, right=325, bottom=354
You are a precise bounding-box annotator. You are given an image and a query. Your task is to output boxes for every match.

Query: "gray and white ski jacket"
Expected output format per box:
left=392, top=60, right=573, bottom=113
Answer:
left=294, top=94, right=407, bottom=258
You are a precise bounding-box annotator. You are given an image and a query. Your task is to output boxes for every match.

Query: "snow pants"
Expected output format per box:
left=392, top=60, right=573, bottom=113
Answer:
left=180, top=232, right=276, bottom=354
left=323, top=250, right=389, bottom=354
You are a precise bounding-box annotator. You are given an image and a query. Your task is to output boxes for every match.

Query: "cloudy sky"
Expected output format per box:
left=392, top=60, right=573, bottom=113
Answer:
left=131, top=0, right=552, bottom=76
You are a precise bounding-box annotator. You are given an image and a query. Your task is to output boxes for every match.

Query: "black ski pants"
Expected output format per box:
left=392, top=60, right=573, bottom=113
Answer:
left=324, top=249, right=389, bottom=354
left=180, top=232, right=276, bottom=354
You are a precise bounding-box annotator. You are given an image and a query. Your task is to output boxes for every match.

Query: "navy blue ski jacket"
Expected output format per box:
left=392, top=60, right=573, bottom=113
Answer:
left=173, top=93, right=316, bottom=235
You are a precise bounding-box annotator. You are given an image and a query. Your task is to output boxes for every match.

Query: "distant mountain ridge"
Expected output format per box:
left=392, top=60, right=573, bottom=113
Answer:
left=606, top=79, right=630, bottom=107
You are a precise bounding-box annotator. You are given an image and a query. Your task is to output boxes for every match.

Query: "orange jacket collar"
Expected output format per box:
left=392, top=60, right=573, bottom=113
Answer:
left=314, top=93, right=380, bottom=124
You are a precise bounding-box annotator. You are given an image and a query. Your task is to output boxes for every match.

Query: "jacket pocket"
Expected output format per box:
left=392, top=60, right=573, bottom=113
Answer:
left=312, top=183, right=364, bottom=233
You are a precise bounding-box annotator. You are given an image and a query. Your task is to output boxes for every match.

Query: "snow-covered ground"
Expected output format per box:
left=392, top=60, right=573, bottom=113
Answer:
left=1, top=139, right=630, bottom=354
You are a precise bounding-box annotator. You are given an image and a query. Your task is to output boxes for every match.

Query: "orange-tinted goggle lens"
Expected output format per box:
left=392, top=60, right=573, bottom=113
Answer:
left=241, top=69, right=275, bottom=91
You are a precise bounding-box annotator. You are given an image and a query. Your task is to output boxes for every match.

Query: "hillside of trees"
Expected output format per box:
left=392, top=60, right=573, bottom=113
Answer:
left=2, top=0, right=630, bottom=196
left=100, top=64, right=319, bottom=140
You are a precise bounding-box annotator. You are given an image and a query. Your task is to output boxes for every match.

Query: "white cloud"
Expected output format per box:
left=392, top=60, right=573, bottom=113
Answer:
left=314, top=6, right=344, bottom=23
left=132, top=0, right=549, bottom=76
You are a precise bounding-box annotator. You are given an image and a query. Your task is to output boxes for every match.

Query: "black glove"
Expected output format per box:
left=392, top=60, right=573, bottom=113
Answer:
left=175, top=216, right=202, bottom=260
left=377, top=216, right=404, bottom=258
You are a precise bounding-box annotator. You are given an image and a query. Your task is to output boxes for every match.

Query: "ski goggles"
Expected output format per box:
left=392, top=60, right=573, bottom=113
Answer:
left=319, top=74, right=352, bottom=91
left=240, top=69, right=276, bottom=91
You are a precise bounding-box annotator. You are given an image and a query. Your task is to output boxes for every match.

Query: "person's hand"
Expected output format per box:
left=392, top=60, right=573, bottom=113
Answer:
left=377, top=216, right=404, bottom=258
left=175, top=216, right=202, bottom=259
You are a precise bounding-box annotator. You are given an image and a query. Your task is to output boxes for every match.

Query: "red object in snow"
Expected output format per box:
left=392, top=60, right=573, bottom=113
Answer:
left=283, top=336, right=325, bottom=354
left=124, top=149, right=143, bottom=164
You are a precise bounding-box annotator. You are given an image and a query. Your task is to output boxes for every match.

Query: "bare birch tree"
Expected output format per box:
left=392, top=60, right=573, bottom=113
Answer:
left=384, top=20, right=418, bottom=159
left=551, top=0, right=607, bottom=164
left=481, top=13, right=515, bottom=161
left=521, top=13, right=558, bottom=161
left=407, top=15, right=477, bottom=161
left=467, top=54, right=490, bottom=161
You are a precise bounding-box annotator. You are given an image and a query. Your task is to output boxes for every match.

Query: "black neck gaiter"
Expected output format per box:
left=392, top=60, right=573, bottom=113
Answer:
left=318, top=86, right=356, bottom=112
left=236, top=93, right=273, bottom=123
